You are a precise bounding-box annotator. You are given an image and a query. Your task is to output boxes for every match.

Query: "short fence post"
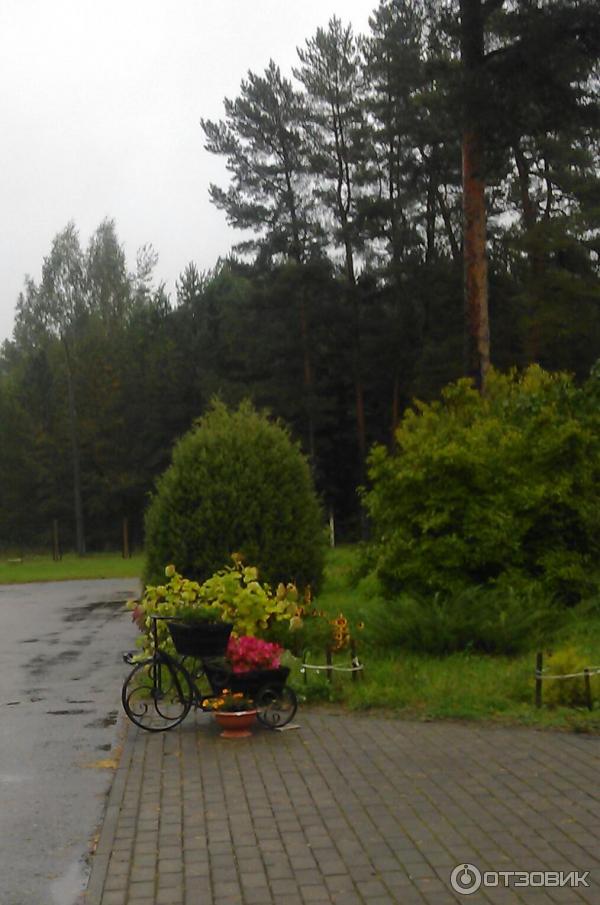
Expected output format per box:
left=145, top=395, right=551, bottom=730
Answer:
left=584, top=668, right=593, bottom=711
left=122, top=517, right=130, bottom=559
left=52, top=519, right=61, bottom=562
left=326, top=647, right=333, bottom=683
left=350, top=640, right=358, bottom=683
left=535, top=652, right=543, bottom=708
left=328, top=509, right=335, bottom=548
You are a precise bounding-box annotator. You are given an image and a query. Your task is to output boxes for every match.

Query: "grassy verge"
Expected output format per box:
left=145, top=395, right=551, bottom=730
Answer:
left=292, top=546, right=600, bottom=732
left=0, top=552, right=144, bottom=584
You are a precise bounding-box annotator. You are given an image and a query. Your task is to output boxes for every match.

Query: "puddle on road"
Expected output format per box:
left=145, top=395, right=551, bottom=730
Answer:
left=84, top=711, right=118, bottom=729
left=26, top=648, right=82, bottom=677
left=62, top=598, right=128, bottom=623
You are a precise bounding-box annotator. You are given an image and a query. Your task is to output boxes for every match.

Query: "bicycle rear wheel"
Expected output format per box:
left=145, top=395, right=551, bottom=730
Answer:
left=255, top=685, right=298, bottom=729
left=122, top=656, right=193, bottom=732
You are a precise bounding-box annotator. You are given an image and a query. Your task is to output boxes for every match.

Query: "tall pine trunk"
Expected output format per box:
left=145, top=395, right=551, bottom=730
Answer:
left=460, top=0, right=490, bottom=393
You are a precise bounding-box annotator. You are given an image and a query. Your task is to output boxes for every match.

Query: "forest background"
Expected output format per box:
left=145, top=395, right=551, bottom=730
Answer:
left=1, top=0, right=599, bottom=554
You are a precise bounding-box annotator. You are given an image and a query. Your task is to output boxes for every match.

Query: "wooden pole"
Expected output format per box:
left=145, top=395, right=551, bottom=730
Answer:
left=329, top=510, right=335, bottom=548
left=584, top=669, right=593, bottom=712
left=122, top=517, right=130, bottom=559
left=535, top=652, right=543, bottom=708
left=52, top=519, right=61, bottom=562
left=351, top=640, right=358, bottom=683
left=326, top=647, right=333, bottom=684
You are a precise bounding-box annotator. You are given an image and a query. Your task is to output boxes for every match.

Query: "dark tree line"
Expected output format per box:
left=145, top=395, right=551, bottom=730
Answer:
left=1, top=0, right=599, bottom=552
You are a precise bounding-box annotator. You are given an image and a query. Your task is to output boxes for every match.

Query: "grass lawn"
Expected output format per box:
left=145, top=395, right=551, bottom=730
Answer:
left=0, top=551, right=144, bottom=584
left=294, top=546, right=600, bottom=732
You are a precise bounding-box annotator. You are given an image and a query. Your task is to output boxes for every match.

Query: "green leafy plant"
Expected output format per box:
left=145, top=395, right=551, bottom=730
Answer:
left=266, top=594, right=365, bottom=659
left=363, top=366, right=600, bottom=607
left=198, top=556, right=301, bottom=636
left=171, top=605, right=223, bottom=625
left=128, top=559, right=300, bottom=657
left=144, top=399, right=325, bottom=591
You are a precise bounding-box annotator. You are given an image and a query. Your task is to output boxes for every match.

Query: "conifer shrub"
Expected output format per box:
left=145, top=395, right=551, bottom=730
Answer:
left=144, top=400, right=324, bottom=591
left=363, top=585, right=560, bottom=656
left=363, top=365, right=600, bottom=613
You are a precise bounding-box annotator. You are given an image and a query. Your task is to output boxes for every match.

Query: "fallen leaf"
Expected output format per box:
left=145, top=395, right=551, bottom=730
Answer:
left=82, top=758, right=118, bottom=770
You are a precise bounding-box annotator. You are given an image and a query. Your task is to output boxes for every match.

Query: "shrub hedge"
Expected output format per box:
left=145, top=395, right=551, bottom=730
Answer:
left=144, top=400, right=324, bottom=590
left=363, top=364, right=600, bottom=608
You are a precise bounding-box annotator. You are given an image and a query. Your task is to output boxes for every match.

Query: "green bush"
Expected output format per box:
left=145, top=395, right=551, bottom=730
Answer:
left=363, top=365, right=600, bottom=607
left=144, top=400, right=325, bottom=590
left=365, top=585, right=560, bottom=656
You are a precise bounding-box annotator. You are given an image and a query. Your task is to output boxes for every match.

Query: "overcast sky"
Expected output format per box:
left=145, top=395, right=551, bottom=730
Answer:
left=0, top=0, right=376, bottom=342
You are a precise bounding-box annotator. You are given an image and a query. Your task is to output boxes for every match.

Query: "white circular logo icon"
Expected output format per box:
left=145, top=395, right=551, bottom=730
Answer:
left=450, top=863, right=482, bottom=895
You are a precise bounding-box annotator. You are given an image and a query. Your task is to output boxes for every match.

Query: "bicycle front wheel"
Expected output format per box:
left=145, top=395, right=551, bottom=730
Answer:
left=122, top=656, right=193, bottom=732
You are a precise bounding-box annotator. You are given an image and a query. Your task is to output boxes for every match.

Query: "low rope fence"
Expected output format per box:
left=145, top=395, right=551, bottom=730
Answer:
left=535, top=651, right=599, bottom=711
left=300, top=642, right=364, bottom=685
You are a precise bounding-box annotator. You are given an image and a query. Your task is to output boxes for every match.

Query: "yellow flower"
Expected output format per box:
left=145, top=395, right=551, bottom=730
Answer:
left=165, top=564, right=176, bottom=578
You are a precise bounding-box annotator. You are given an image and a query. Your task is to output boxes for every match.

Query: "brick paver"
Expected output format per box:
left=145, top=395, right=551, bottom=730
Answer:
left=86, top=712, right=600, bottom=904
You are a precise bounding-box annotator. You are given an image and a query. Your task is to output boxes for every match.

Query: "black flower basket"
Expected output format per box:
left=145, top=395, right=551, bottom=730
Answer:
left=167, top=620, right=233, bottom=657
left=228, top=667, right=290, bottom=695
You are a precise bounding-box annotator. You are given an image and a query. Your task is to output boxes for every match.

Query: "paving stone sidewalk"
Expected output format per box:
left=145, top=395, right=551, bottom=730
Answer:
left=86, top=711, right=599, bottom=905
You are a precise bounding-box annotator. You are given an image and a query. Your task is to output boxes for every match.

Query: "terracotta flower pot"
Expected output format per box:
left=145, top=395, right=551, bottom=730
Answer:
left=214, top=710, right=258, bottom=739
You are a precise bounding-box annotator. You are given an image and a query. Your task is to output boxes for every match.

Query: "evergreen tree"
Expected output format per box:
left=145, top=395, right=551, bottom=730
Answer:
left=201, top=61, right=318, bottom=263
left=296, top=18, right=370, bottom=470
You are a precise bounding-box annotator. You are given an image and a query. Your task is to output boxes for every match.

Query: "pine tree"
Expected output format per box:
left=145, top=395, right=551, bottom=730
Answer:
left=201, top=61, right=317, bottom=263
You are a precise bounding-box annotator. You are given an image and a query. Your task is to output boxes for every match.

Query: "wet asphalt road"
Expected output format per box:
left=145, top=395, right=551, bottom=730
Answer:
left=0, top=579, right=140, bottom=905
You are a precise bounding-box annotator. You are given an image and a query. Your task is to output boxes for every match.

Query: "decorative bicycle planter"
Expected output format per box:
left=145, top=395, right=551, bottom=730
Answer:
left=121, top=616, right=298, bottom=733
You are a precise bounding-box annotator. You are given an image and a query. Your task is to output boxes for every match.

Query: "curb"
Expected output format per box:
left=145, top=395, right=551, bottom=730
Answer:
left=84, top=717, right=136, bottom=905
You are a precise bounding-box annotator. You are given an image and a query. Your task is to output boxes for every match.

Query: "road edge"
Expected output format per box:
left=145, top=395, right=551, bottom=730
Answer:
left=84, top=717, right=136, bottom=905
